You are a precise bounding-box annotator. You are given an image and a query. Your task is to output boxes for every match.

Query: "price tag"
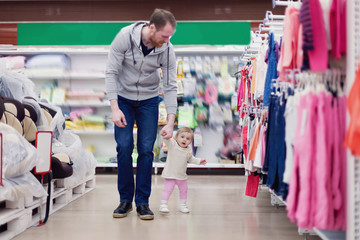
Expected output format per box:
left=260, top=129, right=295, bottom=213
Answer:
left=34, top=131, right=53, bottom=178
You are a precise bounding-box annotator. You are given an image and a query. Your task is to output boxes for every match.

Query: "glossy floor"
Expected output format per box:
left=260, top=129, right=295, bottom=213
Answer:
left=14, top=174, right=320, bottom=240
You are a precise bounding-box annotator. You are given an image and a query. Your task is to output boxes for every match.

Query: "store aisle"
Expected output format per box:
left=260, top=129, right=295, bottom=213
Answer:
left=14, top=174, right=320, bottom=240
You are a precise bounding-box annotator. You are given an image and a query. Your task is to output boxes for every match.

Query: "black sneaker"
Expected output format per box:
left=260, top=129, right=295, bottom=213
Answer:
left=136, top=205, right=154, bottom=220
left=113, top=202, right=132, bottom=218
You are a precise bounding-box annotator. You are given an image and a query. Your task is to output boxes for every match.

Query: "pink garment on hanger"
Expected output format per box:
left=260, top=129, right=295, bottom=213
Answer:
left=330, top=0, right=347, bottom=59
left=250, top=58, right=257, bottom=94
left=295, top=92, right=317, bottom=229
left=325, top=94, right=335, bottom=229
left=254, top=46, right=268, bottom=99
left=286, top=95, right=306, bottom=223
left=261, top=126, right=267, bottom=167
left=287, top=92, right=317, bottom=229
left=308, top=0, right=328, bottom=71
left=313, top=91, right=330, bottom=229
left=338, top=95, right=347, bottom=231
left=340, top=0, right=346, bottom=55
left=333, top=95, right=347, bottom=231
left=237, top=69, right=245, bottom=110
left=242, top=125, right=248, bottom=160
left=278, top=6, right=301, bottom=81
left=297, top=26, right=303, bottom=69
left=331, top=97, right=343, bottom=230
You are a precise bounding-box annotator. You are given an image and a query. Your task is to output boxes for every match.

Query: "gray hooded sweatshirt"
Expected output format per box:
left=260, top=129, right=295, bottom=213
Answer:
left=105, top=21, right=178, bottom=115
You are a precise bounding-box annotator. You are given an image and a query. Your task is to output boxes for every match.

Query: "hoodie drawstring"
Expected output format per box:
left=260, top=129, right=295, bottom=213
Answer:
left=167, top=46, right=169, bottom=86
left=129, top=34, right=137, bottom=66
left=129, top=30, right=169, bottom=85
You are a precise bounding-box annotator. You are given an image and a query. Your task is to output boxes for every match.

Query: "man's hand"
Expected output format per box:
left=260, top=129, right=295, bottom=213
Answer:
left=112, top=108, right=127, bottom=128
left=160, top=124, right=174, bottom=139
left=110, top=99, right=127, bottom=128
left=160, top=113, right=175, bottom=139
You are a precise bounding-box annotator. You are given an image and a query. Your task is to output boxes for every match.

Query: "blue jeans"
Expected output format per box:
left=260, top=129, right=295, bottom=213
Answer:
left=115, top=95, right=159, bottom=207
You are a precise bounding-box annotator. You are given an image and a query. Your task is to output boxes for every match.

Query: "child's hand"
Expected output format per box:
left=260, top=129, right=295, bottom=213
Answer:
left=200, top=159, right=207, bottom=166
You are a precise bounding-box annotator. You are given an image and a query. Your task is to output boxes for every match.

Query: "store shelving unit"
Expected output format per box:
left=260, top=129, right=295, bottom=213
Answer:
left=1, top=45, right=245, bottom=170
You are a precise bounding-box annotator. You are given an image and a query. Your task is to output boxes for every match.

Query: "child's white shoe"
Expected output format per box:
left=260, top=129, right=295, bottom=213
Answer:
left=179, top=199, right=190, bottom=213
left=159, top=204, right=170, bottom=213
left=159, top=200, right=170, bottom=213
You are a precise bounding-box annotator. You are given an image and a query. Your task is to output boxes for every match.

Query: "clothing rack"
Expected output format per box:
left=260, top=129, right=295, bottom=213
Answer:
left=241, top=4, right=350, bottom=240
left=345, top=0, right=360, bottom=239
left=265, top=10, right=285, bottom=20
left=258, top=23, right=283, bottom=34
left=273, top=0, right=302, bottom=8
left=263, top=11, right=284, bottom=27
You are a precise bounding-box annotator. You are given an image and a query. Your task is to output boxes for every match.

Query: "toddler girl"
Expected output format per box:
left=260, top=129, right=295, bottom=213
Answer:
left=159, top=127, right=207, bottom=213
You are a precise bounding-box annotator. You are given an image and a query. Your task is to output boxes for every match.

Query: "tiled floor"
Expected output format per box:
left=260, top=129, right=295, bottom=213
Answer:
left=14, top=174, right=320, bottom=240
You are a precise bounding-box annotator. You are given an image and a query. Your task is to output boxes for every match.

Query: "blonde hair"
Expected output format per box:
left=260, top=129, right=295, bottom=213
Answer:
left=175, top=127, right=194, bottom=141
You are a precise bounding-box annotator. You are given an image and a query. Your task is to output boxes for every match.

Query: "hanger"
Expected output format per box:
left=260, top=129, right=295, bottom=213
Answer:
left=265, top=11, right=285, bottom=21
left=274, top=0, right=302, bottom=8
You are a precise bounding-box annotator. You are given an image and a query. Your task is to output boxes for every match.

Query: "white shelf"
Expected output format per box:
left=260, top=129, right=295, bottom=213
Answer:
left=312, top=228, right=346, bottom=240
left=0, top=45, right=245, bottom=55
left=96, top=162, right=244, bottom=169
left=96, top=163, right=117, bottom=168
left=155, top=162, right=244, bottom=168
left=97, top=163, right=139, bottom=168
left=72, top=130, right=113, bottom=135
left=68, top=72, right=105, bottom=79
left=26, top=72, right=105, bottom=80
left=72, top=129, right=139, bottom=135
left=26, top=75, right=67, bottom=80
left=0, top=45, right=109, bottom=54
left=57, top=102, right=109, bottom=107
left=174, top=45, right=246, bottom=54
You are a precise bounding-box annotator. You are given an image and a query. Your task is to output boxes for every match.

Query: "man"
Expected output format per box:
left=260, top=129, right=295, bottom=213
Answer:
left=105, top=8, right=177, bottom=220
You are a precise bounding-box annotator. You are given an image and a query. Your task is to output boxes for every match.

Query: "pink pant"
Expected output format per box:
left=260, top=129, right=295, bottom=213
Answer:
left=161, top=179, right=188, bottom=201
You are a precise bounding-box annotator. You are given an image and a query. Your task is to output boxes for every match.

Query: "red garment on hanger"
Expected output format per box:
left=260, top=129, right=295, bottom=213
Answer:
left=344, top=66, right=360, bottom=156
left=242, top=125, right=248, bottom=159
left=245, top=172, right=260, bottom=198
left=330, top=0, right=347, bottom=59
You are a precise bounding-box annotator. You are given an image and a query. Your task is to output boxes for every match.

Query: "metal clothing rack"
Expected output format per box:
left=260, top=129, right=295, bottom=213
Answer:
left=241, top=10, right=285, bottom=63
left=268, top=0, right=358, bottom=239
left=244, top=2, right=352, bottom=239
left=346, top=0, right=360, bottom=240
left=273, top=0, right=302, bottom=8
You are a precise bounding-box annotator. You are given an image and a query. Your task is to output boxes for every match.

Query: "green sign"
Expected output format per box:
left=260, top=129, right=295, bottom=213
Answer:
left=17, top=21, right=250, bottom=46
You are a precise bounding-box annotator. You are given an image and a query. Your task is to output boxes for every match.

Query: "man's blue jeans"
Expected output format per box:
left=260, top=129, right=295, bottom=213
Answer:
left=115, top=95, right=159, bottom=207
